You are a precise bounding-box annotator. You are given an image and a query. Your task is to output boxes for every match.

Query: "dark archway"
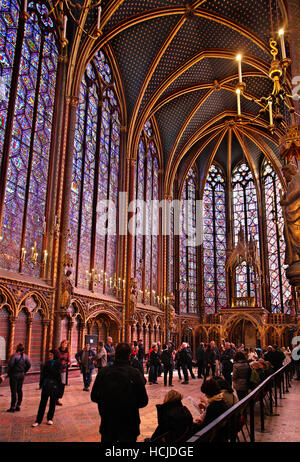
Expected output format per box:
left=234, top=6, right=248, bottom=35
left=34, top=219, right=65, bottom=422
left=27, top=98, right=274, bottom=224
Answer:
left=228, top=318, right=260, bottom=348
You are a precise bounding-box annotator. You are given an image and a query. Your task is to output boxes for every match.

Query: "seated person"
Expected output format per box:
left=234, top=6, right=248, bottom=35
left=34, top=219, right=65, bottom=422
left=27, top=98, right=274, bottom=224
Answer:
left=214, top=377, right=238, bottom=408
left=195, top=378, right=228, bottom=429
left=150, top=389, right=194, bottom=443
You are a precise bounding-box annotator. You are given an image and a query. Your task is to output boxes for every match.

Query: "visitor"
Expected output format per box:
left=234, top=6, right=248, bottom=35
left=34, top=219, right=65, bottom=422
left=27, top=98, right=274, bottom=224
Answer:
left=220, top=342, right=235, bottom=385
left=194, top=378, right=228, bottom=441
left=104, top=336, right=115, bottom=366
left=55, top=339, right=70, bottom=406
left=7, top=343, right=31, bottom=413
left=137, top=339, right=145, bottom=370
left=96, top=341, right=107, bottom=370
left=175, top=346, right=183, bottom=382
left=204, top=343, right=216, bottom=379
left=148, top=343, right=160, bottom=384
left=186, top=343, right=196, bottom=380
left=32, top=350, right=62, bottom=427
left=130, top=350, right=146, bottom=383
left=292, top=342, right=300, bottom=380
left=132, top=340, right=139, bottom=357
left=178, top=343, right=190, bottom=384
left=248, top=362, right=262, bottom=390
left=248, top=347, right=258, bottom=362
left=160, top=344, right=174, bottom=387
left=210, top=341, right=220, bottom=376
left=214, top=376, right=238, bottom=408
left=75, top=343, right=96, bottom=391
left=91, top=342, right=148, bottom=442
left=196, top=342, right=205, bottom=379
left=149, top=389, right=193, bottom=443
left=270, top=345, right=286, bottom=371
left=232, top=351, right=251, bottom=401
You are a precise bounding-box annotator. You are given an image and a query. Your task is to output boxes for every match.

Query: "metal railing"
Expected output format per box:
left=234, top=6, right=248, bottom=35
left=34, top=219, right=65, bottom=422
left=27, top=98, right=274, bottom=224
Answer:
left=187, top=362, right=294, bottom=443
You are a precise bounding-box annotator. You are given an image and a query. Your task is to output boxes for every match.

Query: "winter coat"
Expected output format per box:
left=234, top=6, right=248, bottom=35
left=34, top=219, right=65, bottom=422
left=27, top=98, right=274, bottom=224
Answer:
left=232, top=360, right=251, bottom=391
left=149, top=350, right=161, bottom=367
left=204, top=348, right=216, bottom=366
left=39, top=360, right=62, bottom=397
left=196, top=346, right=205, bottom=363
left=91, top=359, right=148, bottom=438
left=160, top=349, right=174, bottom=369
left=96, top=347, right=107, bottom=369
left=55, top=347, right=70, bottom=371
left=75, top=349, right=96, bottom=372
left=8, top=353, right=31, bottom=378
left=150, top=400, right=194, bottom=443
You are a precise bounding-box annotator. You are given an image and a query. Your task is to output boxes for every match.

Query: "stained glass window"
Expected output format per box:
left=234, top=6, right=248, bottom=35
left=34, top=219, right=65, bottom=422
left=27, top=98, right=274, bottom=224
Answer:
left=69, top=51, right=120, bottom=294
left=133, top=121, right=159, bottom=306
left=0, top=2, right=58, bottom=277
left=203, top=164, right=227, bottom=313
left=232, top=162, right=260, bottom=299
left=263, top=160, right=290, bottom=313
left=180, top=167, right=198, bottom=313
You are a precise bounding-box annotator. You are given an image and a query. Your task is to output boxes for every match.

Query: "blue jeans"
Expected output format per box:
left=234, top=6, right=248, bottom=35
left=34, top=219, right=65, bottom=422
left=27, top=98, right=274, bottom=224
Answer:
left=83, top=370, right=93, bottom=388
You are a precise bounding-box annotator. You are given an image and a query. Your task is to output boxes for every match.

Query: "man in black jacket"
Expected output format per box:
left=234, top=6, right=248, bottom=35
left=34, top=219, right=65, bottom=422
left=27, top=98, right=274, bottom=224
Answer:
left=196, top=343, right=205, bottom=378
left=220, top=342, right=235, bottom=384
left=91, top=342, right=148, bottom=442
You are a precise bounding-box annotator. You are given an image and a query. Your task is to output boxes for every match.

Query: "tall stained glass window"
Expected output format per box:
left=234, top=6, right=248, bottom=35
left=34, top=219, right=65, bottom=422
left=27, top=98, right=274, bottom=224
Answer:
left=69, top=51, right=120, bottom=294
left=133, top=120, right=159, bottom=306
left=263, top=160, right=290, bottom=312
left=180, top=167, right=198, bottom=313
left=232, top=162, right=260, bottom=299
left=203, top=164, right=227, bottom=313
left=0, top=2, right=58, bottom=277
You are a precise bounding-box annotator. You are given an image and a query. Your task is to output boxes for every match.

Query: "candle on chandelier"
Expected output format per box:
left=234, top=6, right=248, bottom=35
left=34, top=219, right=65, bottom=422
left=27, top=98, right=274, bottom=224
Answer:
left=236, top=88, right=241, bottom=116
left=268, top=100, right=273, bottom=125
left=97, top=6, right=102, bottom=30
left=278, top=29, right=286, bottom=59
left=236, top=54, right=242, bottom=83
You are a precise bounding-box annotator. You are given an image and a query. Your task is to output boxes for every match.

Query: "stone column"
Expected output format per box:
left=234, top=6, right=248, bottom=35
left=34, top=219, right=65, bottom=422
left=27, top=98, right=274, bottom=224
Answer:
left=26, top=317, right=33, bottom=357
left=68, top=319, right=74, bottom=359
left=8, top=316, right=17, bottom=359
left=42, top=320, right=50, bottom=363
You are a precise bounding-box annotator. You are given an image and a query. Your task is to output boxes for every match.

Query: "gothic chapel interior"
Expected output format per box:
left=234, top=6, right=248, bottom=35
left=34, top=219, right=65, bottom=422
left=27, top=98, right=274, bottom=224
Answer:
left=1, top=0, right=300, bottom=371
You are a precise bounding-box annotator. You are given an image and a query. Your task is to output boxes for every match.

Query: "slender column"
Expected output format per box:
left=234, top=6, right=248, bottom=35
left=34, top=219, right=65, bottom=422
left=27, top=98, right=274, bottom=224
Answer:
left=26, top=317, right=33, bottom=357
left=125, top=158, right=137, bottom=342
left=79, top=324, right=85, bottom=351
left=8, top=316, right=17, bottom=359
left=41, top=320, right=49, bottom=363
left=52, top=96, right=79, bottom=349
left=68, top=319, right=74, bottom=359
left=226, top=128, right=233, bottom=308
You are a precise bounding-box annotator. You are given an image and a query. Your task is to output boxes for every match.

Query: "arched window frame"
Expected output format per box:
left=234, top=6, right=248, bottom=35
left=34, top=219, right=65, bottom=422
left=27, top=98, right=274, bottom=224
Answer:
left=69, top=50, right=121, bottom=295
left=133, top=120, right=160, bottom=306
left=203, top=163, right=227, bottom=313
left=180, top=166, right=198, bottom=314
left=0, top=1, right=59, bottom=278
left=232, top=161, right=260, bottom=299
left=262, top=159, right=290, bottom=313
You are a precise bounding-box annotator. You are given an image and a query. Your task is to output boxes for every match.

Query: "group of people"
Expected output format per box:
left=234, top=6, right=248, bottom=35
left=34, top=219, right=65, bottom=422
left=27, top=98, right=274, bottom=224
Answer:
left=1, top=338, right=298, bottom=442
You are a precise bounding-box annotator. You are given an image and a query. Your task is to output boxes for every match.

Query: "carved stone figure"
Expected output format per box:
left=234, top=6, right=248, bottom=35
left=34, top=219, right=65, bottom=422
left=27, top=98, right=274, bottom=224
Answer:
left=129, top=277, right=138, bottom=318
left=167, top=293, right=175, bottom=330
left=60, top=269, right=73, bottom=309
left=280, top=163, right=300, bottom=265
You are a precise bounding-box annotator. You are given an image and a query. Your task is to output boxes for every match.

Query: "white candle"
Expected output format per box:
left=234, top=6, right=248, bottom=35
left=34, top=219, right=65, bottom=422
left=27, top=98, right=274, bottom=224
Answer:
left=63, top=15, right=67, bottom=39
left=236, top=88, right=241, bottom=116
left=278, top=29, right=286, bottom=59
left=97, top=6, right=102, bottom=30
left=268, top=100, right=273, bottom=125
left=236, top=54, right=242, bottom=83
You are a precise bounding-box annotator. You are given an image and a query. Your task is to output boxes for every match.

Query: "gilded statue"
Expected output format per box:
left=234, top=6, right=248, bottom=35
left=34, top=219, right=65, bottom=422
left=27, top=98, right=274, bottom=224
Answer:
left=280, top=163, right=300, bottom=265
left=60, top=269, right=73, bottom=308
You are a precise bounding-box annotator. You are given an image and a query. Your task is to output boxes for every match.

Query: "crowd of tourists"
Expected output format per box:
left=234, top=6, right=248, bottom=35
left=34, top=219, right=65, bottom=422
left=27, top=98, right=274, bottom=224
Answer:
left=1, top=338, right=298, bottom=442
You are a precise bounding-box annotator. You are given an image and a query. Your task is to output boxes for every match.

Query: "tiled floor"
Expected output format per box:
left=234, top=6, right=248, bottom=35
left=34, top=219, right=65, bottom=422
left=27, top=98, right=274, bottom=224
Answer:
left=0, top=370, right=299, bottom=442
